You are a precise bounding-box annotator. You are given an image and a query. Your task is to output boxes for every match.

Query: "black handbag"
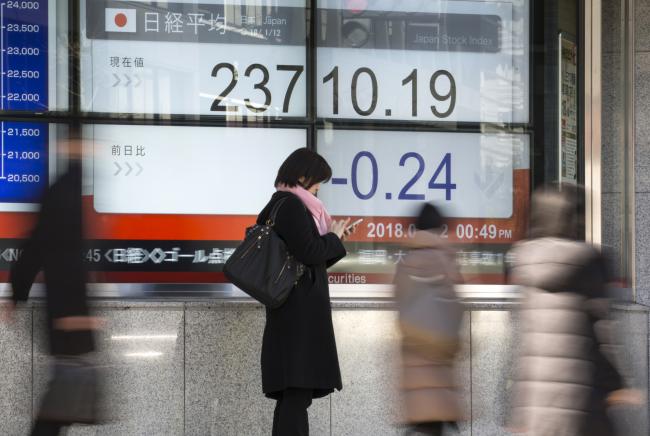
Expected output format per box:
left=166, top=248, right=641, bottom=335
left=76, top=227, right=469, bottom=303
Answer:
left=37, top=356, right=102, bottom=424
left=224, top=197, right=305, bottom=308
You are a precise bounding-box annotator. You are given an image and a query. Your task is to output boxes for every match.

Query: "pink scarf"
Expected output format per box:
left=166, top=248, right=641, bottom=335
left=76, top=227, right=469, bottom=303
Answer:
left=276, top=184, right=332, bottom=235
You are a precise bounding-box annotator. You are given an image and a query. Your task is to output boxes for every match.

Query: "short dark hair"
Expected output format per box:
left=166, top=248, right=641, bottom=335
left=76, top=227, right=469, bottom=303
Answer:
left=415, top=203, right=445, bottom=230
left=275, top=148, right=332, bottom=189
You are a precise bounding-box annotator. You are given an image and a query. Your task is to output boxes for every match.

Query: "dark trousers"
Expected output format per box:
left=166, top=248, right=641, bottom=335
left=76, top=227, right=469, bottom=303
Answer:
left=31, top=420, right=65, bottom=436
left=407, top=421, right=456, bottom=436
left=272, top=388, right=313, bottom=436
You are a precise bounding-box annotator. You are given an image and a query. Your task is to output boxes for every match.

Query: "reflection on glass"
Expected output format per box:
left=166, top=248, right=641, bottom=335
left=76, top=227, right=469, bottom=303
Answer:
left=111, top=334, right=177, bottom=341
left=123, top=351, right=164, bottom=358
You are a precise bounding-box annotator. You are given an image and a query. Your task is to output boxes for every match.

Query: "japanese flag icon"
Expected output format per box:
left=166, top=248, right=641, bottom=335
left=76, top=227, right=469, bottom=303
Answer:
left=105, top=8, right=136, bottom=33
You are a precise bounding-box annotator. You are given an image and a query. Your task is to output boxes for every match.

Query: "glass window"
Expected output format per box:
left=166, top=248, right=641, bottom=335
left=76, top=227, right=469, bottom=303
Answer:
left=317, top=129, right=529, bottom=284
left=0, top=0, right=602, bottom=296
left=0, top=121, right=50, bottom=204
left=82, top=123, right=307, bottom=284
left=0, top=122, right=68, bottom=283
left=316, top=0, right=529, bottom=123
left=0, top=0, right=67, bottom=113
left=79, top=0, right=308, bottom=118
left=314, top=0, right=531, bottom=286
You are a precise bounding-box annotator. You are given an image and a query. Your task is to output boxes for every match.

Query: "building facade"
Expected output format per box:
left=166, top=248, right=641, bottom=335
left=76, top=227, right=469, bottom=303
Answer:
left=0, top=0, right=649, bottom=434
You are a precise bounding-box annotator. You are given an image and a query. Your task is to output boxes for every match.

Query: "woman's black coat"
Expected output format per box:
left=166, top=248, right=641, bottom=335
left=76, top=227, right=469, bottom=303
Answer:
left=257, top=191, right=346, bottom=399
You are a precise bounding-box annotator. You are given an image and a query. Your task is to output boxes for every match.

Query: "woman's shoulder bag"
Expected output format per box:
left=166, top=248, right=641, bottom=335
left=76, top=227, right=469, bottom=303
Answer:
left=223, top=197, right=305, bottom=309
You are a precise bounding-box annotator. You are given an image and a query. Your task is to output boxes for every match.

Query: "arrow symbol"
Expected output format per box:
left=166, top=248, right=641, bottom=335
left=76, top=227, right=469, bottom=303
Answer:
left=135, top=162, right=143, bottom=176
left=124, top=162, right=132, bottom=176
left=474, top=171, right=505, bottom=198
left=1, top=248, right=16, bottom=262
left=113, top=162, right=122, bottom=176
left=124, top=74, right=131, bottom=87
left=112, top=73, right=121, bottom=87
left=134, top=75, right=141, bottom=88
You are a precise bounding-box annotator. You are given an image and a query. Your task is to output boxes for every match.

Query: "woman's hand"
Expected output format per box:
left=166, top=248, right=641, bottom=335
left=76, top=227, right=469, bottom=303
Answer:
left=329, top=218, right=351, bottom=239
left=54, top=316, right=107, bottom=332
left=343, top=221, right=361, bottom=240
left=607, top=388, right=645, bottom=407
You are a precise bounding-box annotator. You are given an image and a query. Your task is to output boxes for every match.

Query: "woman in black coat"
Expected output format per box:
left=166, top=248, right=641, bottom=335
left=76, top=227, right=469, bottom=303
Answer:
left=257, top=149, right=353, bottom=436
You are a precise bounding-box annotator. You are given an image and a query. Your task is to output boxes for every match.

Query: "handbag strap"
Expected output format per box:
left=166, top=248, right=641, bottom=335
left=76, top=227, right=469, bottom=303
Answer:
left=266, top=193, right=309, bottom=227
left=266, top=196, right=289, bottom=226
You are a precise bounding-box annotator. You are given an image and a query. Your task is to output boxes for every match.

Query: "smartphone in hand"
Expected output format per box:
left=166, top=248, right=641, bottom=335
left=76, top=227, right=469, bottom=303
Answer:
left=345, top=218, right=363, bottom=233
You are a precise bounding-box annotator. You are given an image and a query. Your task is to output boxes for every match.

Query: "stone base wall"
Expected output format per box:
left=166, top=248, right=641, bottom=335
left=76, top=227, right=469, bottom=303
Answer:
left=0, top=301, right=646, bottom=436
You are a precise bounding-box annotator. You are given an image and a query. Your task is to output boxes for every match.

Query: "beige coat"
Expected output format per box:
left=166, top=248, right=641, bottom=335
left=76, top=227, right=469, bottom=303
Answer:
left=393, top=231, right=464, bottom=424
left=508, top=237, right=623, bottom=436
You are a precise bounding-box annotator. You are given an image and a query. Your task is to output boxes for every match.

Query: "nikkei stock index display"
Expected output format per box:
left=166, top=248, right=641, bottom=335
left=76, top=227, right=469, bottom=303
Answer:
left=79, top=0, right=529, bottom=286
left=0, top=0, right=532, bottom=289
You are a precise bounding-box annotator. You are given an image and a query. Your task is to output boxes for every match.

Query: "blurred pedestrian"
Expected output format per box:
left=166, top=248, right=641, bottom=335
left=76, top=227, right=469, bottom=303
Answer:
left=3, top=139, right=103, bottom=436
left=393, top=203, right=464, bottom=436
left=507, top=185, right=640, bottom=436
left=259, top=149, right=356, bottom=436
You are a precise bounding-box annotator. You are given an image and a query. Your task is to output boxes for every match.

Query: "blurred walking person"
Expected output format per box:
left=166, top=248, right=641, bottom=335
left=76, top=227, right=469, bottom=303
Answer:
left=394, top=203, right=464, bottom=436
left=3, top=139, right=103, bottom=436
left=508, top=186, right=639, bottom=436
